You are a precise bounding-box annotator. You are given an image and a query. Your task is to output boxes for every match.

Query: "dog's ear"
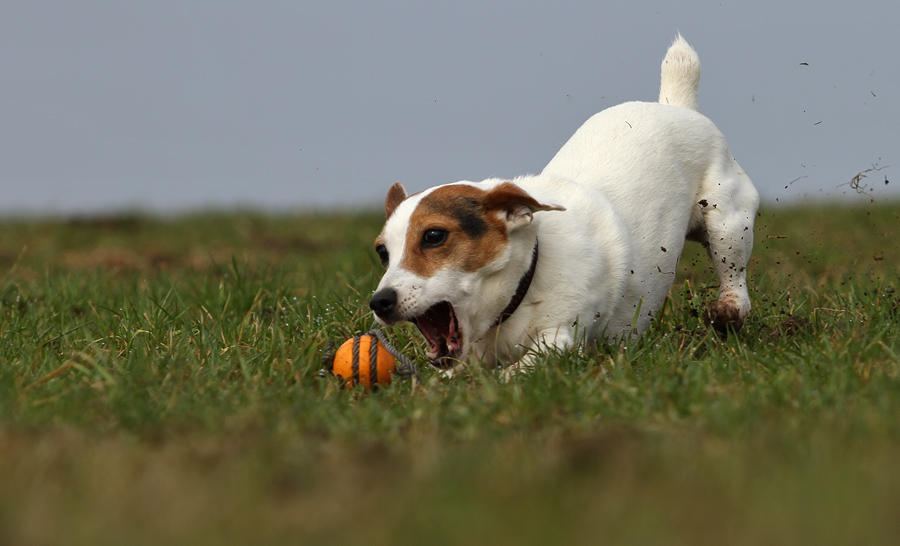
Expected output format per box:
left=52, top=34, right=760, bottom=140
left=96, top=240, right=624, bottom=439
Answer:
left=385, top=183, right=408, bottom=219
left=484, top=182, right=565, bottom=230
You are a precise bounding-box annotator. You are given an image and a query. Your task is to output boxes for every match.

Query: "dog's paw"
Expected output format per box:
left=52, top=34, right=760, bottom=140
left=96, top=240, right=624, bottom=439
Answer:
left=703, top=300, right=745, bottom=334
left=499, top=359, right=536, bottom=383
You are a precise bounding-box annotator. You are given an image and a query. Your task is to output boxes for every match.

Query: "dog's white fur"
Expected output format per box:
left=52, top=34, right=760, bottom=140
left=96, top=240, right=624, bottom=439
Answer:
left=371, top=35, right=759, bottom=370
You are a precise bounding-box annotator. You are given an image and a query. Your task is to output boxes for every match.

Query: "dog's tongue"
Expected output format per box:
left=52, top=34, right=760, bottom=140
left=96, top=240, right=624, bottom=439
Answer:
left=413, top=301, right=461, bottom=368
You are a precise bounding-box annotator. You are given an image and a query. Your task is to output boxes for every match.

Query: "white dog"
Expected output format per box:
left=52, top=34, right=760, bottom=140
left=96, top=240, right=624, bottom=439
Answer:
left=369, top=35, right=759, bottom=371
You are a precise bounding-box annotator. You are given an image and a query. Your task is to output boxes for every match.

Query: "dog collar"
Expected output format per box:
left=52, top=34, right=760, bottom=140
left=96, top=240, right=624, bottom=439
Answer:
left=491, top=238, right=539, bottom=329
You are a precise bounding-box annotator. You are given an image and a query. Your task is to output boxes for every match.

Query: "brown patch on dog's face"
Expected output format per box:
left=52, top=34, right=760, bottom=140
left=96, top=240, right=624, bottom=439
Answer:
left=399, top=185, right=510, bottom=278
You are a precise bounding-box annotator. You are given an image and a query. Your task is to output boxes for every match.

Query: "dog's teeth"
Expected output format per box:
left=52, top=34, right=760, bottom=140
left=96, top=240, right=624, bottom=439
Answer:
left=425, top=348, right=439, bottom=359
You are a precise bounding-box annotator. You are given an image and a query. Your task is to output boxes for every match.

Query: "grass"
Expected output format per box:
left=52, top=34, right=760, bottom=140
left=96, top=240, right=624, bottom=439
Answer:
left=1, top=203, right=899, bottom=545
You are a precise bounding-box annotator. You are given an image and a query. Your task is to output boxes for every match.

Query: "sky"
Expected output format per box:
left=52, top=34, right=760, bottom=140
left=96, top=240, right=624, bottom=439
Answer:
left=2, top=1, right=898, bottom=215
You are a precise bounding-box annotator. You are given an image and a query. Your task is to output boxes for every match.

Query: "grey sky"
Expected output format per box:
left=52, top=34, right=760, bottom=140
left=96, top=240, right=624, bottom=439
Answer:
left=2, top=1, right=898, bottom=215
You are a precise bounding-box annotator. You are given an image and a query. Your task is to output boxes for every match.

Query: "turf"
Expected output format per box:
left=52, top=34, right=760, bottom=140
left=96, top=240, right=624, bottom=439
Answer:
left=1, top=203, right=899, bottom=545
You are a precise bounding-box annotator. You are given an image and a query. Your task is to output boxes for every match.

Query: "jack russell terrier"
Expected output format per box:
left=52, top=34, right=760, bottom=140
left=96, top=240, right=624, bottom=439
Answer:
left=369, top=35, right=759, bottom=372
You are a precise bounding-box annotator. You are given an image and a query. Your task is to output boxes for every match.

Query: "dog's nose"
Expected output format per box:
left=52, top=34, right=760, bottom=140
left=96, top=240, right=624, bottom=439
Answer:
left=369, top=288, right=398, bottom=318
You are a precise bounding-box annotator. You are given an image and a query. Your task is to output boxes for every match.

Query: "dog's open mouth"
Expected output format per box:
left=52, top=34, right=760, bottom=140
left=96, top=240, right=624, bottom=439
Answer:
left=412, top=301, right=462, bottom=369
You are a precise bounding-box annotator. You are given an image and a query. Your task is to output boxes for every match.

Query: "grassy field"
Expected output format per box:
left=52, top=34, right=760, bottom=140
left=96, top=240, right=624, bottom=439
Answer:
left=1, top=202, right=899, bottom=545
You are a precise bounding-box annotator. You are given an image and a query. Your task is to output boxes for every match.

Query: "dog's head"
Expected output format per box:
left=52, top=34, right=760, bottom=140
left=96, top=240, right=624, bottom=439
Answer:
left=368, top=180, right=564, bottom=367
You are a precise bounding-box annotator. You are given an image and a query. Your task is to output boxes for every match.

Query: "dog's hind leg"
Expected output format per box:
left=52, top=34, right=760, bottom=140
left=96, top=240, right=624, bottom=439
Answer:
left=689, top=159, right=760, bottom=333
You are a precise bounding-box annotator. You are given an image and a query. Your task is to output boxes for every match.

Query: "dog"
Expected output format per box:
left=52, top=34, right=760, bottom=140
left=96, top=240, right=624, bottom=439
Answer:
left=368, top=35, right=759, bottom=372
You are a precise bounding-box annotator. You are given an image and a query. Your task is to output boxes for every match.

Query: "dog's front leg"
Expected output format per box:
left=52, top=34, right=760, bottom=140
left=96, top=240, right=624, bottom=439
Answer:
left=500, top=327, right=575, bottom=382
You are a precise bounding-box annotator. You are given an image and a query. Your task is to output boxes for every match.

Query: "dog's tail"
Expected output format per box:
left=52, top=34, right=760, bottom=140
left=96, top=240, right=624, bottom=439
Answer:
left=658, top=33, right=701, bottom=111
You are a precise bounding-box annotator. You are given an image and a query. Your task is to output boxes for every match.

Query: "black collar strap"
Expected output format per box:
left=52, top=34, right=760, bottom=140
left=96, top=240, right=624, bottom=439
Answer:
left=491, top=238, right=539, bottom=329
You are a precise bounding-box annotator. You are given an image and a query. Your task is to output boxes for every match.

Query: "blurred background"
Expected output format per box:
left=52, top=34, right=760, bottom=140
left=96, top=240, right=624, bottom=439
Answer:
left=2, top=0, right=897, bottom=216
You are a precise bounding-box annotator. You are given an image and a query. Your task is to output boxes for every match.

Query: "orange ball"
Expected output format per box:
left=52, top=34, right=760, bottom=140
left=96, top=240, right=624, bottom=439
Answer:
left=332, top=334, right=397, bottom=391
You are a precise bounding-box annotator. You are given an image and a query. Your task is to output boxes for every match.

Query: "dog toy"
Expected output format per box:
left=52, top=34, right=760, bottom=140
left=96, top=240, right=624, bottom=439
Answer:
left=321, top=329, right=418, bottom=391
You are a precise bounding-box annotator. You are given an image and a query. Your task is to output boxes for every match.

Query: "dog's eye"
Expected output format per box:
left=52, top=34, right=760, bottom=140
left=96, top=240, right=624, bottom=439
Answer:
left=422, top=229, right=448, bottom=248
left=375, top=244, right=389, bottom=267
